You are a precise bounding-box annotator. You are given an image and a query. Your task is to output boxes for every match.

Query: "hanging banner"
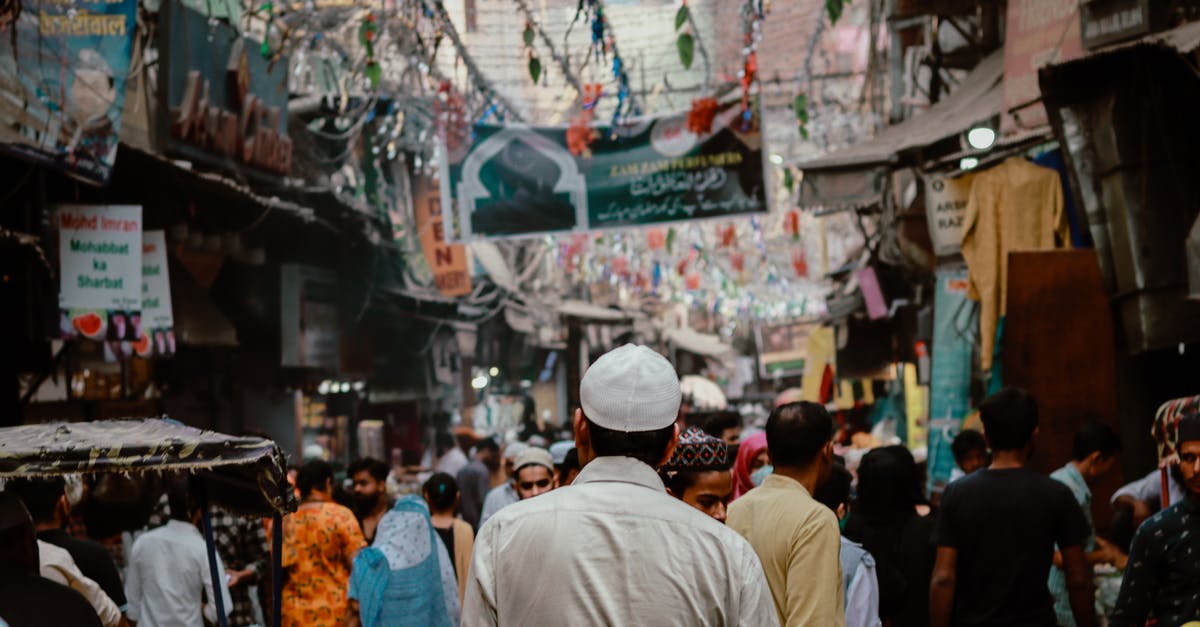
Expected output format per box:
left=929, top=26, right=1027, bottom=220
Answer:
left=924, top=172, right=975, bottom=256
left=56, top=205, right=143, bottom=342
left=443, top=101, right=766, bottom=240
left=138, top=231, right=176, bottom=358
left=0, top=0, right=138, bottom=183
left=413, top=174, right=472, bottom=297
left=158, top=0, right=292, bottom=179
left=928, top=265, right=978, bottom=492
left=1002, top=0, right=1083, bottom=134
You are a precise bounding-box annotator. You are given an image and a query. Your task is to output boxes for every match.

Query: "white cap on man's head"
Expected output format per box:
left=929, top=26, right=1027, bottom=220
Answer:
left=580, top=344, right=681, bottom=432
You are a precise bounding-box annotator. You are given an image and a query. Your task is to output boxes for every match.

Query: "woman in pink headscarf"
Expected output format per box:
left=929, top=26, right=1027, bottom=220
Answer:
left=730, top=432, right=769, bottom=501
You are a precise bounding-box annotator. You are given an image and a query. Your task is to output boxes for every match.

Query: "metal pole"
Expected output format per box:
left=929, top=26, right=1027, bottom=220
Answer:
left=272, top=513, right=283, bottom=627
left=199, top=489, right=229, bottom=627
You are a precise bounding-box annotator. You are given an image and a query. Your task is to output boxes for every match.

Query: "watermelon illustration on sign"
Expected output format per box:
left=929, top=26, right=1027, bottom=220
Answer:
left=134, top=334, right=152, bottom=357
left=72, top=312, right=105, bottom=339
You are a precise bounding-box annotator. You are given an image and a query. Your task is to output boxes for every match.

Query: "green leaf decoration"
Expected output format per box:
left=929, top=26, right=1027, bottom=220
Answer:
left=826, top=0, right=846, bottom=25
left=528, top=56, right=542, bottom=84
left=793, top=94, right=808, bottom=123
left=666, top=227, right=677, bottom=254
left=674, top=3, right=689, bottom=31
left=523, top=25, right=536, bottom=48
left=365, top=61, right=382, bottom=89
left=677, top=33, right=695, bottom=70
left=783, top=167, right=795, bottom=192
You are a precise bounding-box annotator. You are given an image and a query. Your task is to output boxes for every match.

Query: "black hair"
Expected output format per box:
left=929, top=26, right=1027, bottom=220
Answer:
left=663, top=470, right=703, bottom=496
left=584, top=417, right=676, bottom=468
left=951, top=430, right=988, bottom=465
left=979, top=387, right=1039, bottom=451
left=701, top=411, right=742, bottom=439
left=476, top=437, right=500, bottom=454
left=423, top=473, right=459, bottom=512
left=297, top=459, right=334, bottom=497
left=1072, top=421, right=1122, bottom=461
left=166, top=475, right=201, bottom=522
left=348, top=457, right=390, bottom=482
left=813, top=462, right=853, bottom=513
left=557, top=448, right=581, bottom=474
left=765, top=401, right=834, bottom=468
left=435, top=432, right=456, bottom=453
left=9, top=477, right=65, bottom=523
left=855, top=445, right=924, bottom=521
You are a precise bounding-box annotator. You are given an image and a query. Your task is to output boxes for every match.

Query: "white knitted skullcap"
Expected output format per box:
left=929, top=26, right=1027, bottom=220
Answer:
left=580, top=344, right=681, bottom=432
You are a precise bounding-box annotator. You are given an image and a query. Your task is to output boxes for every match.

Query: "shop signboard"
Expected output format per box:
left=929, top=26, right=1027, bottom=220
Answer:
left=1080, top=0, right=1151, bottom=50
left=138, top=231, right=176, bottom=358
left=158, top=0, right=292, bottom=178
left=413, top=174, right=472, bottom=297
left=1002, top=0, right=1083, bottom=134
left=281, top=264, right=340, bottom=369
left=924, top=172, right=975, bottom=257
left=56, top=205, right=143, bottom=342
left=927, top=265, right=977, bottom=492
left=0, top=0, right=138, bottom=183
left=443, top=101, right=766, bottom=240
left=756, top=322, right=817, bottom=379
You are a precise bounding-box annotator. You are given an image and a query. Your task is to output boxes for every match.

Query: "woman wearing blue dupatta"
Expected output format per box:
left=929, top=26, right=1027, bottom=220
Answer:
left=346, top=496, right=459, bottom=627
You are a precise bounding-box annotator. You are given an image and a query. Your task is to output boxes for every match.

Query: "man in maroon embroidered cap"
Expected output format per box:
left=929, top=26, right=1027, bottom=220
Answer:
left=662, top=426, right=735, bottom=523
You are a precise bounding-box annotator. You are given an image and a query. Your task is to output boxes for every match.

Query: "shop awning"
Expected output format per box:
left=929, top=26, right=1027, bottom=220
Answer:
left=1041, top=18, right=1200, bottom=75
left=795, top=50, right=1004, bottom=211
left=665, top=327, right=734, bottom=359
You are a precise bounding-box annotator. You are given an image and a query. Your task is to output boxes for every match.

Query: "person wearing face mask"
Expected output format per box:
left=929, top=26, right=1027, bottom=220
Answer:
left=662, top=427, right=735, bottom=523
left=731, top=432, right=769, bottom=501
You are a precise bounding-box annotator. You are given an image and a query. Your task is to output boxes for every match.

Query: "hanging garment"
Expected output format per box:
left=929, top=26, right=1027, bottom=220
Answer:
left=961, top=157, right=1068, bottom=371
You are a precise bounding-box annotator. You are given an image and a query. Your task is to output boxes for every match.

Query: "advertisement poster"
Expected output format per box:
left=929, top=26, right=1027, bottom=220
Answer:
left=413, top=174, right=472, bottom=297
left=927, top=265, right=978, bottom=492
left=139, top=231, right=176, bottom=358
left=1002, top=0, right=1083, bottom=134
left=57, top=205, right=143, bottom=343
left=443, top=101, right=766, bottom=240
left=0, top=0, right=139, bottom=183
left=281, top=264, right=340, bottom=369
left=924, top=172, right=975, bottom=257
left=756, top=322, right=817, bottom=379
left=159, top=0, right=292, bottom=178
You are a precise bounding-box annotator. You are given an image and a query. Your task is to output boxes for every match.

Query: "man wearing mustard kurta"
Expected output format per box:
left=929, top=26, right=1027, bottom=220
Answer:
left=727, top=401, right=845, bottom=627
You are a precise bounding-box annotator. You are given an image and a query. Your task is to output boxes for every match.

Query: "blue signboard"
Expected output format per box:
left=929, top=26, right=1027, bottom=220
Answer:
left=927, top=265, right=978, bottom=492
left=0, top=0, right=138, bottom=183
left=158, top=0, right=292, bottom=178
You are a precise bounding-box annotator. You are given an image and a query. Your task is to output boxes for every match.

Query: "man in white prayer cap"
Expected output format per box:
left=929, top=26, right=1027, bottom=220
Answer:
left=462, top=345, right=778, bottom=626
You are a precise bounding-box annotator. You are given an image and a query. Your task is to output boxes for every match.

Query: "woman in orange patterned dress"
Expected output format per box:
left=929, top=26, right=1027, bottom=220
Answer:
left=278, top=460, right=367, bottom=627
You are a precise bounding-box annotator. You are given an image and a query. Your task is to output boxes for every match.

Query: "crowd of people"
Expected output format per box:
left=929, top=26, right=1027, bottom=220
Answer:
left=1, top=343, right=1199, bottom=626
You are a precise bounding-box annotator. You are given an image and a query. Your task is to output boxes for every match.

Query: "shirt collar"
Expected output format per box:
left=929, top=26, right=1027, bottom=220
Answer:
left=165, top=519, right=202, bottom=536
left=761, top=472, right=813, bottom=496
left=574, top=456, right=665, bottom=492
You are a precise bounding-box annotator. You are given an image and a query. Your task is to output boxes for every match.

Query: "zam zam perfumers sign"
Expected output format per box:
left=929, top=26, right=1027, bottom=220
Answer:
left=57, top=205, right=143, bottom=341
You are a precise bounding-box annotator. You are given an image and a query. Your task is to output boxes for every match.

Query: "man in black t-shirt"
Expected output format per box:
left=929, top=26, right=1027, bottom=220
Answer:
left=930, top=387, right=1097, bottom=627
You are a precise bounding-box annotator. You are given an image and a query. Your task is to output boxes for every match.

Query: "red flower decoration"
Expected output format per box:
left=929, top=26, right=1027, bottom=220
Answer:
left=687, top=98, right=718, bottom=135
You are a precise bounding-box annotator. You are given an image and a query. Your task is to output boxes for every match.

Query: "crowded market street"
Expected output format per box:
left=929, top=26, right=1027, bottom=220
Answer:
left=2, top=0, right=1200, bottom=625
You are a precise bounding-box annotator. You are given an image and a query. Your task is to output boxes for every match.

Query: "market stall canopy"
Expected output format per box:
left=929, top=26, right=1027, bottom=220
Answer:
left=1039, top=18, right=1200, bottom=76
left=794, top=50, right=1004, bottom=211
left=666, top=327, right=735, bottom=359
left=556, top=300, right=639, bottom=322
left=0, top=419, right=296, bottom=517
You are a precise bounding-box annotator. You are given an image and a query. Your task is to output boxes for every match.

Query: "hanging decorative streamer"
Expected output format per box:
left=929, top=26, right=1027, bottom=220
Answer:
left=359, top=12, right=381, bottom=89
left=567, top=83, right=603, bottom=157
